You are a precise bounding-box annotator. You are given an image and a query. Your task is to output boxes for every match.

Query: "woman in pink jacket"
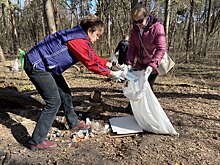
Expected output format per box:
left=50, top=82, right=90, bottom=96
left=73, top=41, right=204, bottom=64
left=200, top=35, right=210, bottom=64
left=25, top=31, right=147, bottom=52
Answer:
left=126, top=2, right=166, bottom=90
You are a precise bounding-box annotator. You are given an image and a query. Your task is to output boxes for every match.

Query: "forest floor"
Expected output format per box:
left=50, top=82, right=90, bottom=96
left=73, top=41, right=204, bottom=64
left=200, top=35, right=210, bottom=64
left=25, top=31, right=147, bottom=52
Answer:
left=0, top=60, right=219, bottom=165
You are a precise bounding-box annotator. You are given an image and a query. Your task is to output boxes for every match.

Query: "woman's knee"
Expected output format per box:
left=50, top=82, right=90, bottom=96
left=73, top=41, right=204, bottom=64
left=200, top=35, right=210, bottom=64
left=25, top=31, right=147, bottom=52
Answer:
left=54, top=97, right=62, bottom=107
left=45, top=96, right=61, bottom=111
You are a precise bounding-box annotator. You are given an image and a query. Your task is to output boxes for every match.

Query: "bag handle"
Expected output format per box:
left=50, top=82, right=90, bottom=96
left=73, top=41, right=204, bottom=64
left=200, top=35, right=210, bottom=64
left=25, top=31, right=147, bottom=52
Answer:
left=138, top=33, right=151, bottom=58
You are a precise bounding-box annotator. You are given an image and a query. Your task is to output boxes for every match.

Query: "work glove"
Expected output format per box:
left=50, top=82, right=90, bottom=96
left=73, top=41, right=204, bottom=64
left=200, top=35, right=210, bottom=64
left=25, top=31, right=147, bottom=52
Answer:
left=109, top=70, right=125, bottom=82
left=106, top=61, right=121, bottom=71
left=127, top=65, right=133, bottom=72
left=106, top=62, right=112, bottom=69
left=144, top=66, right=153, bottom=80
left=119, top=64, right=133, bottom=72
left=111, top=61, right=122, bottom=71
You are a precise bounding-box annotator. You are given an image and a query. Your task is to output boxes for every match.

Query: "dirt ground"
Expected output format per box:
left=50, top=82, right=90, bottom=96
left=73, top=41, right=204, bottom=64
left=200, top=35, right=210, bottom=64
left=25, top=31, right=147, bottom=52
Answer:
left=0, top=60, right=219, bottom=165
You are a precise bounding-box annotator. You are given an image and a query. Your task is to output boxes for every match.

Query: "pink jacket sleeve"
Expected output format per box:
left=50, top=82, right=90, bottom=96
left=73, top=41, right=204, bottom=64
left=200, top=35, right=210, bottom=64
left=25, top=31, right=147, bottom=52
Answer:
left=148, top=24, right=166, bottom=70
left=126, top=32, right=136, bottom=66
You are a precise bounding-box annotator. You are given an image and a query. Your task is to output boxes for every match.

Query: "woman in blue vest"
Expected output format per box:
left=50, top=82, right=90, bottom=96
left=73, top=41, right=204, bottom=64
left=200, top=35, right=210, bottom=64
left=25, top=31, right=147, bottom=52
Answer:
left=24, top=14, right=123, bottom=150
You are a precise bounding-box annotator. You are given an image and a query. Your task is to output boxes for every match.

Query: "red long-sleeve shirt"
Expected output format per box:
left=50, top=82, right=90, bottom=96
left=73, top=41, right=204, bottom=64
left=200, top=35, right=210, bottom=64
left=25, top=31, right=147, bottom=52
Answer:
left=67, top=39, right=111, bottom=76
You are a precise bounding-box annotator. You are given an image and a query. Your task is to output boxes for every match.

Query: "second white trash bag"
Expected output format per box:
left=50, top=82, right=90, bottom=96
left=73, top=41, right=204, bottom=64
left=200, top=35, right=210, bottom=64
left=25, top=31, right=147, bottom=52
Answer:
left=110, top=53, right=118, bottom=64
left=123, top=71, right=178, bottom=135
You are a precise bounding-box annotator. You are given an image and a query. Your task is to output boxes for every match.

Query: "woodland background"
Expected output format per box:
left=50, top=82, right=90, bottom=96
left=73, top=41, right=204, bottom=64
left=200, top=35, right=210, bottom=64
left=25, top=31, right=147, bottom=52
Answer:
left=0, top=1, right=219, bottom=164
left=0, top=0, right=219, bottom=66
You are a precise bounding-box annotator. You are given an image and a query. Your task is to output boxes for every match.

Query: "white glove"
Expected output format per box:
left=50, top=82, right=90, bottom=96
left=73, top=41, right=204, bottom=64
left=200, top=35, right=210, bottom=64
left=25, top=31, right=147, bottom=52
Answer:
left=109, top=71, right=125, bottom=82
left=118, top=64, right=126, bottom=71
left=127, top=65, right=133, bottom=71
left=119, top=64, right=133, bottom=72
left=106, top=62, right=112, bottom=69
left=144, top=66, right=153, bottom=79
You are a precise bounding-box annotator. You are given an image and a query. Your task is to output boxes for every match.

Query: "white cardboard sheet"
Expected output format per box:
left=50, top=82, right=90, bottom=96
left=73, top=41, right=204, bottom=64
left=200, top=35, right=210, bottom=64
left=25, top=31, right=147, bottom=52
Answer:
left=109, top=116, right=143, bottom=134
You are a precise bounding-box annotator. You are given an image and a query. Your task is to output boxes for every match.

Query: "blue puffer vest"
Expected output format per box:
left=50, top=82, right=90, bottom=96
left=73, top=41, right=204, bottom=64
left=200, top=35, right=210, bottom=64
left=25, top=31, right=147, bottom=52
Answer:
left=26, top=25, right=88, bottom=75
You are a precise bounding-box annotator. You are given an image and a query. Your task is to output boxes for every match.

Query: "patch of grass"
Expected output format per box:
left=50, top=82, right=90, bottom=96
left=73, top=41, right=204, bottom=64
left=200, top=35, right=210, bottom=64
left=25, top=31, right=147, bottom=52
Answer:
left=20, top=85, right=36, bottom=92
left=100, top=54, right=110, bottom=59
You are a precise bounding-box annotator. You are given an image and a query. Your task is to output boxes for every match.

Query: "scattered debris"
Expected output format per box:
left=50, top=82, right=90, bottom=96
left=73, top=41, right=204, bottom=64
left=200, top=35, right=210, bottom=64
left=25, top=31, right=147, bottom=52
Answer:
left=49, top=118, right=112, bottom=143
left=90, top=90, right=102, bottom=103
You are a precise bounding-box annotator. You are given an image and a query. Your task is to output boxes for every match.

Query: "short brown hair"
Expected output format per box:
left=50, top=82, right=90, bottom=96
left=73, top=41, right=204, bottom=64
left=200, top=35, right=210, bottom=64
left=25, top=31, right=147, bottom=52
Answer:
left=131, top=2, right=147, bottom=19
left=80, top=14, right=104, bottom=33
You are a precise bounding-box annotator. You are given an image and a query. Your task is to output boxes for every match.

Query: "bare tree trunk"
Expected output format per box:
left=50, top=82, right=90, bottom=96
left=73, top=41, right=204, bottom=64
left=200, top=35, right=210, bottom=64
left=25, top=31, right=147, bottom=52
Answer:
left=8, top=0, right=19, bottom=56
left=54, top=0, right=59, bottom=30
left=1, top=3, right=6, bottom=27
left=43, top=0, right=56, bottom=34
left=41, top=16, right=46, bottom=37
left=164, top=0, right=171, bottom=48
left=69, top=1, right=79, bottom=27
left=186, top=0, right=194, bottom=63
left=0, top=45, right=5, bottom=62
left=107, top=14, right=111, bottom=54
left=80, top=0, right=83, bottom=17
left=86, top=0, right=90, bottom=14
left=203, top=0, right=212, bottom=57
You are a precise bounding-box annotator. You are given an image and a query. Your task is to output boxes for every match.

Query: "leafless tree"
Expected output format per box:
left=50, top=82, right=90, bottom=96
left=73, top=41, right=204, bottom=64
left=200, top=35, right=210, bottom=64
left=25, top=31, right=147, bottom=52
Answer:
left=0, top=0, right=219, bottom=65
left=43, top=0, right=56, bottom=34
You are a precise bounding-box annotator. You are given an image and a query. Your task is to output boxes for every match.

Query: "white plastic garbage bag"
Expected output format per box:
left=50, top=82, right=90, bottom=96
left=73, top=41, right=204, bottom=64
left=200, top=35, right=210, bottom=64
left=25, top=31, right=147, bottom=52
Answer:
left=110, top=53, right=118, bottom=64
left=123, top=71, right=178, bottom=135
left=11, top=58, right=19, bottom=72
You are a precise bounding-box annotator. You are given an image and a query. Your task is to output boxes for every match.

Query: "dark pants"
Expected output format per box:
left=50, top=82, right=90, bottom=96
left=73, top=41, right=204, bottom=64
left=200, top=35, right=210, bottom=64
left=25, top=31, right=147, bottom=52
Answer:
left=148, top=73, right=158, bottom=90
left=118, top=54, right=126, bottom=65
left=24, top=58, right=78, bottom=144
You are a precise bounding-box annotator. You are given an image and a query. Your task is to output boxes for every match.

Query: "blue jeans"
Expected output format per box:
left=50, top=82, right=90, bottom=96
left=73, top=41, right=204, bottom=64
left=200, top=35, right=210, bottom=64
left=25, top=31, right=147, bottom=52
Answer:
left=24, top=58, right=78, bottom=144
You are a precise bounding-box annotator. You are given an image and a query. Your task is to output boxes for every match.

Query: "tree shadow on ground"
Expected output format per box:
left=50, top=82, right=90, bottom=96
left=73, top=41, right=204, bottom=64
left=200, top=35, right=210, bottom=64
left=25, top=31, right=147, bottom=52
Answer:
left=166, top=108, right=220, bottom=124
left=4, top=85, right=218, bottom=146
left=0, top=86, right=128, bottom=145
left=166, top=107, right=220, bottom=147
left=0, top=112, right=30, bottom=146
left=155, top=92, right=220, bottom=100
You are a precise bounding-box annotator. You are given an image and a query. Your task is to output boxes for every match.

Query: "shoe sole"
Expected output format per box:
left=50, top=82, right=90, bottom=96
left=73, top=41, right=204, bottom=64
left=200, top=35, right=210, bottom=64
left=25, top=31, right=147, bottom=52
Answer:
left=30, top=144, right=57, bottom=151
